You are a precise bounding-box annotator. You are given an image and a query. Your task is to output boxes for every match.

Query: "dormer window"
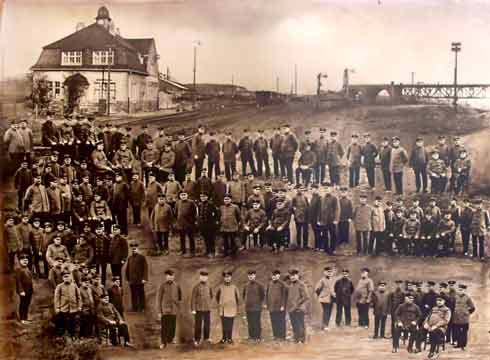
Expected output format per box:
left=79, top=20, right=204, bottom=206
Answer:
left=93, top=50, right=114, bottom=65
left=61, top=51, right=82, bottom=66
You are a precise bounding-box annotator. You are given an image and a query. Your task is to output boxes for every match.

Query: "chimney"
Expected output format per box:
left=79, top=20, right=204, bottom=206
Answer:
left=76, top=22, right=85, bottom=31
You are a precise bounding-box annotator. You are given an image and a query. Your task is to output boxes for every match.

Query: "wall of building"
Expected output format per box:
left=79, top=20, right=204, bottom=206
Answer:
left=33, top=69, right=158, bottom=114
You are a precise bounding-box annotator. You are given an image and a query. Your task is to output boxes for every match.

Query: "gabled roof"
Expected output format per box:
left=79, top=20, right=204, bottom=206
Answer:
left=126, top=38, right=154, bottom=55
left=159, top=76, right=189, bottom=91
left=44, top=23, right=137, bottom=52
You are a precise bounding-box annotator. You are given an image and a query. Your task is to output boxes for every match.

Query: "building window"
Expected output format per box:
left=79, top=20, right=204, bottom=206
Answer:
left=61, top=51, right=83, bottom=65
left=92, top=50, right=114, bottom=65
left=54, top=81, right=61, bottom=96
left=94, top=79, right=116, bottom=101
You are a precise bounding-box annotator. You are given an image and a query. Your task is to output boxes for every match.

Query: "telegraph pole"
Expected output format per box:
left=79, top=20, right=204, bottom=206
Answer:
left=411, top=72, right=415, bottom=85
left=451, top=42, right=461, bottom=109
left=294, top=64, right=298, bottom=95
left=276, top=76, right=279, bottom=92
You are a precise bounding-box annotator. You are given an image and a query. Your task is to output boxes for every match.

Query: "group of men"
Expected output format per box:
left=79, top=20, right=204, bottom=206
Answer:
left=154, top=266, right=476, bottom=360
left=1, top=114, right=481, bottom=354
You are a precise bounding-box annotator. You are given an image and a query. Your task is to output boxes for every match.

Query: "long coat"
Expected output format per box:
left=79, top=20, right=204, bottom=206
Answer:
left=216, top=283, right=240, bottom=317
left=156, top=281, right=182, bottom=315
left=108, top=234, right=128, bottom=265
left=452, top=293, right=475, bottom=324
left=175, top=199, right=197, bottom=231
left=150, top=203, right=174, bottom=232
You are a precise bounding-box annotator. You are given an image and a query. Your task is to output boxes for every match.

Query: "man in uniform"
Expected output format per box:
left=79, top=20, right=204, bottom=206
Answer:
left=243, top=269, right=266, bottom=342
left=191, top=125, right=206, bottom=180
left=125, top=241, right=148, bottom=312
left=156, top=269, right=182, bottom=348
left=173, top=132, right=192, bottom=183
left=286, top=268, right=309, bottom=344
left=266, top=269, right=287, bottom=342
left=326, top=130, right=344, bottom=187
left=423, top=296, right=451, bottom=359
left=392, top=294, right=422, bottom=353
left=191, top=269, right=213, bottom=346
left=452, top=284, right=476, bottom=351
left=280, top=125, right=298, bottom=183
left=254, top=130, right=271, bottom=178
left=269, top=128, right=283, bottom=178
left=238, top=129, right=256, bottom=176
left=361, top=133, right=378, bottom=189
left=222, top=132, right=239, bottom=181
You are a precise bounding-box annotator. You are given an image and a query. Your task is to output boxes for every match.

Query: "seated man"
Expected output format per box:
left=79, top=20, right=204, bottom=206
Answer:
left=421, top=296, right=451, bottom=358
left=96, top=294, right=133, bottom=347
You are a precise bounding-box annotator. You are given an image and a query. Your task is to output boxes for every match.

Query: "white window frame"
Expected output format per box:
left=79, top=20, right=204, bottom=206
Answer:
left=54, top=81, right=61, bottom=97
left=94, top=79, right=116, bottom=101
left=92, top=50, right=114, bottom=65
left=61, top=51, right=83, bottom=66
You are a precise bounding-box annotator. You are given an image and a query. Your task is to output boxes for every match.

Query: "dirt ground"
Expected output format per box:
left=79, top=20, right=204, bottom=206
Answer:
left=3, top=102, right=490, bottom=360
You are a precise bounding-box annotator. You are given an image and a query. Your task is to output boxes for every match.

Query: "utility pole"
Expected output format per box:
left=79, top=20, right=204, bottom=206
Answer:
left=106, top=45, right=113, bottom=116
left=451, top=42, right=461, bottom=109
left=231, top=74, right=234, bottom=99
left=294, top=64, right=298, bottom=95
left=193, top=40, right=201, bottom=106
left=276, top=76, right=279, bottom=93
left=411, top=72, right=415, bottom=85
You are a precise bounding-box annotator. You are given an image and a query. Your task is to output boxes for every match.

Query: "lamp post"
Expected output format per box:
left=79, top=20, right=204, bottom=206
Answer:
left=451, top=42, right=461, bottom=109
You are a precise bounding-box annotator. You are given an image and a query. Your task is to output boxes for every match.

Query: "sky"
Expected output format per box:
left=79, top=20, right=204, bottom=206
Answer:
left=2, top=0, right=490, bottom=94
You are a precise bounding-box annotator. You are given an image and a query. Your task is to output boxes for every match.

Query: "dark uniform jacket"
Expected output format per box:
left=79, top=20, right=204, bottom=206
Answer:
left=108, top=234, right=128, bottom=265
left=243, top=280, right=266, bottom=312
left=266, top=280, right=288, bottom=312
left=97, top=301, right=124, bottom=325
left=253, top=137, right=269, bottom=157
left=197, top=200, right=220, bottom=231
left=361, top=143, right=378, bottom=168
left=108, top=285, right=124, bottom=316
left=394, top=302, right=422, bottom=327
left=269, top=134, right=283, bottom=156
left=238, top=136, right=254, bottom=159
left=286, top=280, right=309, bottom=313
left=15, top=266, right=33, bottom=294
left=156, top=281, right=182, bottom=315
left=191, top=282, right=213, bottom=312
left=281, top=134, right=299, bottom=159
left=112, top=182, right=130, bottom=210
left=326, top=141, right=344, bottom=167
left=175, top=199, right=197, bottom=231
left=93, top=234, right=110, bottom=264
left=205, top=140, right=221, bottom=162
left=125, top=253, right=148, bottom=285
left=222, top=139, right=238, bottom=162
left=388, top=289, right=408, bottom=316
left=334, top=277, right=354, bottom=305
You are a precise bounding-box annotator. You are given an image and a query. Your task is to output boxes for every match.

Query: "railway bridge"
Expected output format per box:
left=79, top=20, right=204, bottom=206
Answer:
left=344, top=82, right=490, bottom=105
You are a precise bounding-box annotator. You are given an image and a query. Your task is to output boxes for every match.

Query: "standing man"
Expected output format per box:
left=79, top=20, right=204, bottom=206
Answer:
left=216, top=271, right=241, bottom=344
left=338, top=187, right=353, bottom=245
left=354, top=267, right=374, bottom=329
left=132, top=125, right=152, bottom=159
left=361, top=133, right=378, bottom=189
left=112, top=172, right=130, bottom=235
left=191, top=269, right=213, bottom=346
left=387, top=280, right=406, bottom=340
left=317, top=183, right=340, bottom=254
left=379, top=137, right=392, bottom=192
left=469, top=198, right=489, bottom=260
left=219, top=194, right=241, bottom=257
left=409, top=137, right=429, bottom=193
left=108, top=224, right=128, bottom=280
left=238, top=129, right=256, bottom=176
left=280, top=125, right=298, bottom=184
left=390, top=137, right=409, bottom=195
left=326, top=130, right=344, bottom=187
left=347, top=134, right=362, bottom=188
left=266, top=269, right=288, bottom=342
left=173, top=133, right=192, bottom=183
left=372, top=281, right=390, bottom=339
left=205, top=132, right=221, bottom=180
left=197, top=192, right=220, bottom=257
left=286, top=268, right=309, bottom=344
left=54, top=271, right=81, bottom=338
left=222, top=132, right=239, bottom=181
left=315, top=267, right=336, bottom=331
left=334, top=269, right=354, bottom=327
left=15, top=254, right=34, bottom=323
left=156, top=269, right=182, bottom=349
left=313, top=128, right=328, bottom=184
left=243, top=270, right=266, bottom=342
left=3, top=121, right=25, bottom=175
left=353, top=193, right=373, bottom=255
left=23, top=174, right=49, bottom=222
left=192, top=125, right=207, bottom=180
left=125, top=241, right=148, bottom=312
left=175, top=191, right=198, bottom=257
left=452, top=284, right=476, bottom=351
left=254, top=130, right=271, bottom=178
left=269, top=128, right=283, bottom=178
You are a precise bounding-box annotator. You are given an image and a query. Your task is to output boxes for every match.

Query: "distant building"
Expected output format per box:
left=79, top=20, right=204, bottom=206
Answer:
left=31, top=6, right=160, bottom=114
left=158, top=74, right=189, bottom=109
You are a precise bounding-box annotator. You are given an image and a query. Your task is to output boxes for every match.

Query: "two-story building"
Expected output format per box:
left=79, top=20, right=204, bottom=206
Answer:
left=31, top=6, right=159, bottom=114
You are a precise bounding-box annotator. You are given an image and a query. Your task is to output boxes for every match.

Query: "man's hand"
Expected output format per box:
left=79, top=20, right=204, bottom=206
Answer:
left=191, top=310, right=196, bottom=315
left=280, top=306, right=285, bottom=312
left=142, top=280, right=146, bottom=284
left=20, top=292, right=25, bottom=297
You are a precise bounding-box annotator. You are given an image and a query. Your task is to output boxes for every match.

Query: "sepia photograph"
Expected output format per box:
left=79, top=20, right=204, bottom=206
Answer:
left=0, top=0, right=489, bottom=359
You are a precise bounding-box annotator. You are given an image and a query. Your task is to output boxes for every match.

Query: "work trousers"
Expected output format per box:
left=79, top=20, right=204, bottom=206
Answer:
left=179, top=230, right=195, bottom=254
left=413, top=167, right=428, bottom=192
left=453, top=323, right=470, bottom=348
left=155, top=231, right=169, bottom=252
left=221, top=316, right=235, bottom=341
left=471, top=234, right=485, bottom=258
left=365, top=166, right=376, bottom=188
left=382, top=168, right=392, bottom=191
left=161, top=314, right=177, bottom=345
left=335, top=302, right=352, bottom=326
left=246, top=311, right=262, bottom=340
left=289, top=311, right=306, bottom=342
left=222, top=232, right=237, bottom=256
left=129, top=283, right=145, bottom=312
left=270, top=311, right=286, bottom=340
left=194, top=311, right=211, bottom=342
left=357, top=303, right=370, bottom=327
left=349, top=167, right=360, bottom=188
left=18, top=291, right=33, bottom=320
left=373, top=314, right=387, bottom=338
left=356, top=230, right=370, bottom=255
left=256, top=154, right=271, bottom=178
left=393, top=171, right=404, bottom=195
left=295, top=222, right=309, bottom=248
left=321, top=302, right=333, bottom=328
